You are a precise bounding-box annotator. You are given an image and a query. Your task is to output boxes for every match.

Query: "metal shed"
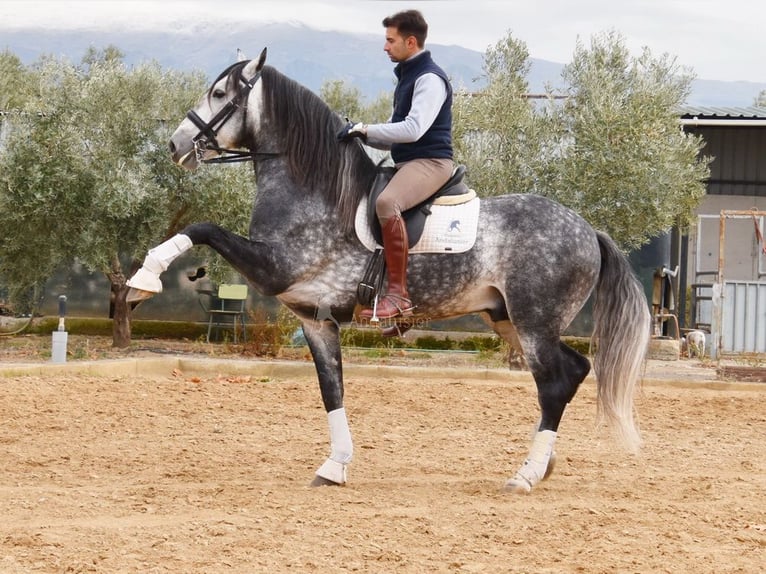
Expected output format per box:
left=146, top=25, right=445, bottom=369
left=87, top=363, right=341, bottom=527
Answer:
left=677, top=105, right=766, bottom=357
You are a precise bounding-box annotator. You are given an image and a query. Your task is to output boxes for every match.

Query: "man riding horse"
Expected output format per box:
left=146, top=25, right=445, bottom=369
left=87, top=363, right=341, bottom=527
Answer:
left=338, top=9, right=454, bottom=320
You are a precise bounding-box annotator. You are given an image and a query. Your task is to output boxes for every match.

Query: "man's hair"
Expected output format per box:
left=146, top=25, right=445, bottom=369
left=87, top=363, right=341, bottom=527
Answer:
left=382, top=10, right=428, bottom=48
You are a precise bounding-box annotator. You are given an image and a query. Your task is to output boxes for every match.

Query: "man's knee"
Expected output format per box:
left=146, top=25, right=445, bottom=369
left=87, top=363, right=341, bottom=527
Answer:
left=375, top=193, right=400, bottom=222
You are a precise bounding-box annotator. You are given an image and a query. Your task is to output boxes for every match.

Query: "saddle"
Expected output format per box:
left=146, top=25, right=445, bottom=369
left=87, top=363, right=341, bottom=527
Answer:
left=367, top=164, right=472, bottom=248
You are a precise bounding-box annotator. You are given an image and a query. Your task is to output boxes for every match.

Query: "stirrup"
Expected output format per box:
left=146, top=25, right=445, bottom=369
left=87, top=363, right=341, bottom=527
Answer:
left=388, top=294, right=415, bottom=313
left=381, top=321, right=414, bottom=338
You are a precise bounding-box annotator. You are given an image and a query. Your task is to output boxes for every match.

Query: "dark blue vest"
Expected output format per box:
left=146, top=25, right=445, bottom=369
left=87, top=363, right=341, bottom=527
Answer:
left=391, top=51, right=453, bottom=164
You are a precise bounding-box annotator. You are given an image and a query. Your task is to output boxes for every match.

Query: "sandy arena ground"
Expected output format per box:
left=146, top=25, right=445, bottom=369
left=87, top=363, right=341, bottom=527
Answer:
left=0, top=353, right=764, bottom=573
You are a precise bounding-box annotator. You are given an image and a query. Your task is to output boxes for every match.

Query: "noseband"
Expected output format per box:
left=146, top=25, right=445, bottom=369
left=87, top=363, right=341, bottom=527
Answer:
left=186, top=64, right=262, bottom=164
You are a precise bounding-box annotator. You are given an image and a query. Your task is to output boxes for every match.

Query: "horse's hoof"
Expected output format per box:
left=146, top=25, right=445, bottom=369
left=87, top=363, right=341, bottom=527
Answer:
left=502, top=477, right=532, bottom=494
left=310, top=475, right=344, bottom=487
left=126, top=287, right=156, bottom=304
left=543, top=451, right=557, bottom=481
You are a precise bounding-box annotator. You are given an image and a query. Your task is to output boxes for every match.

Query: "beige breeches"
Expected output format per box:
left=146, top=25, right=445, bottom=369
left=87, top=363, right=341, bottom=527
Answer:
left=375, top=158, right=454, bottom=223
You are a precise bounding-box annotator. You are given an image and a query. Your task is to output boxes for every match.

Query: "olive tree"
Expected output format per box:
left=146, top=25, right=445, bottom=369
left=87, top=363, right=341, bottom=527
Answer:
left=452, top=35, right=556, bottom=197
left=320, top=79, right=392, bottom=124
left=0, top=49, right=254, bottom=346
left=549, top=31, right=709, bottom=248
left=0, top=50, right=36, bottom=111
left=454, top=30, right=710, bottom=249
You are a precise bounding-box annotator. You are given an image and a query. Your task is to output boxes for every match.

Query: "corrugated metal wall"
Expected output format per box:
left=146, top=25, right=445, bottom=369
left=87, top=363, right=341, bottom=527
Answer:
left=699, top=127, right=766, bottom=197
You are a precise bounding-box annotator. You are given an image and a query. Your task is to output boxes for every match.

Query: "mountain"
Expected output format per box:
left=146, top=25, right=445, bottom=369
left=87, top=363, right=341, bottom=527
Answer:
left=2, top=22, right=764, bottom=107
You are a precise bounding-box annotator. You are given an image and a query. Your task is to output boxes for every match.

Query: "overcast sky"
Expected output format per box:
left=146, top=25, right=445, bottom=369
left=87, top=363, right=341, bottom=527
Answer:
left=1, top=0, right=764, bottom=83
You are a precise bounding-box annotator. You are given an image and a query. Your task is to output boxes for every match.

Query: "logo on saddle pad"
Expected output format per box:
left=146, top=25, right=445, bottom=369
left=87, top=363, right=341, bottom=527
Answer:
left=354, top=167, right=481, bottom=254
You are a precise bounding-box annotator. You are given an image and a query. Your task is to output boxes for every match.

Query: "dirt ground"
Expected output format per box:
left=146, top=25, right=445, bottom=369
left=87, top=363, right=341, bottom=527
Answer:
left=0, top=338, right=764, bottom=573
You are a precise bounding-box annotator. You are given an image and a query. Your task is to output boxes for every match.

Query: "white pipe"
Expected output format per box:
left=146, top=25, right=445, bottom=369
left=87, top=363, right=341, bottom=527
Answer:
left=681, top=118, right=766, bottom=127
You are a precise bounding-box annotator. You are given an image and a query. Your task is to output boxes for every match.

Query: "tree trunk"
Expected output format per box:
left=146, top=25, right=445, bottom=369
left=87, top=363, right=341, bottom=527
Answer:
left=107, top=257, right=133, bottom=348
left=111, top=281, right=132, bottom=348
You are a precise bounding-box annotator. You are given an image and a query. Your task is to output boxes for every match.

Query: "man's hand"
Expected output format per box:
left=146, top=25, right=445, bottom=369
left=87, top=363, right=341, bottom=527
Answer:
left=337, top=121, right=367, bottom=142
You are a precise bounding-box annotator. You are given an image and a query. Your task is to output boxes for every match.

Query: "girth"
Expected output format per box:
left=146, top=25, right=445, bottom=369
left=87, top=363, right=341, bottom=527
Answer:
left=367, top=164, right=471, bottom=248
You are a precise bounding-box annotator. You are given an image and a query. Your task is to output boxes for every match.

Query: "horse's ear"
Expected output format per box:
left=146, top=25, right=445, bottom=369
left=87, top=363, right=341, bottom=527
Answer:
left=255, top=47, right=267, bottom=71
left=236, top=48, right=247, bottom=62
left=242, top=48, right=267, bottom=80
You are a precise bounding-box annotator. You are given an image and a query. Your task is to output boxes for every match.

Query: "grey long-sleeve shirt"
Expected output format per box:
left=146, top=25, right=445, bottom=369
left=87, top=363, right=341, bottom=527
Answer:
left=365, top=64, right=448, bottom=151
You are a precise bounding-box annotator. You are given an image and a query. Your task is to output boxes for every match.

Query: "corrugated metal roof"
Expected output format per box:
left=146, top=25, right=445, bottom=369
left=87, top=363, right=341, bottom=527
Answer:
left=679, top=105, right=766, bottom=119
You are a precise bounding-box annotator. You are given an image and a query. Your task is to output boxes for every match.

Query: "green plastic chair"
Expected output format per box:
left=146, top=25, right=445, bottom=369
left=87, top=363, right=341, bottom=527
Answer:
left=205, top=283, right=248, bottom=343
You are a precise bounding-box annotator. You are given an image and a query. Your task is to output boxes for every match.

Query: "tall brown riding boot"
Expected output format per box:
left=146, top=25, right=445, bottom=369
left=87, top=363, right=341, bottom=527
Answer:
left=360, top=215, right=414, bottom=321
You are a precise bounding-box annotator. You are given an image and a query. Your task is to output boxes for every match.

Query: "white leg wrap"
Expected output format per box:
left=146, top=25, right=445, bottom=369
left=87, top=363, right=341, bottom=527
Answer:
left=315, top=408, right=353, bottom=484
left=147, top=234, right=193, bottom=273
left=126, top=234, right=193, bottom=293
left=328, top=407, right=353, bottom=464
left=505, top=429, right=557, bottom=493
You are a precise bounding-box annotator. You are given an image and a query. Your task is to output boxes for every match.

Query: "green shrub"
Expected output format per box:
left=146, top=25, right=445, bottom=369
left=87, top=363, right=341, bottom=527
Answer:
left=457, top=336, right=502, bottom=352
left=413, top=335, right=454, bottom=350
left=562, top=336, right=592, bottom=356
left=20, top=313, right=591, bottom=360
left=26, top=317, right=207, bottom=339
left=340, top=328, right=407, bottom=349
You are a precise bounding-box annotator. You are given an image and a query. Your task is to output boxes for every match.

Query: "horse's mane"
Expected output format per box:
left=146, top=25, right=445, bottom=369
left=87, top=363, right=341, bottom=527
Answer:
left=224, top=62, right=377, bottom=233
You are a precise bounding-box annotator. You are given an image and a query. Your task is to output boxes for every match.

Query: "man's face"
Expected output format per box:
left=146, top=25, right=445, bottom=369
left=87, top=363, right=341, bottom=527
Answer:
left=384, top=27, right=415, bottom=63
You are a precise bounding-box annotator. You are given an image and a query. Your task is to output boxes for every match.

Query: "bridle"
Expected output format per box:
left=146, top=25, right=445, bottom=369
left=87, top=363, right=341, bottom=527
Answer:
left=185, top=50, right=267, bottom=165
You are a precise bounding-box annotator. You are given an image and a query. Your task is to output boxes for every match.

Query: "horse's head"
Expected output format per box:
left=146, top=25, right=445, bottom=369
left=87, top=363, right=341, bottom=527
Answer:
left=169, top=48, right=268, bottom=170
left=169, top=49, right=376, bottom=232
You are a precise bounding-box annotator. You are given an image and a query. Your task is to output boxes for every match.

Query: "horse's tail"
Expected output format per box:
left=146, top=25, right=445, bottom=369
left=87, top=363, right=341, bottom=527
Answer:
left=592, top=231, right=651, bottom=452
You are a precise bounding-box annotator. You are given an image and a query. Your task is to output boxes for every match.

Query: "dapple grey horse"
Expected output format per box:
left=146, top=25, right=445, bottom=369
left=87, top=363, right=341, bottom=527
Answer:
left=127, top=50, right=650, bottom=493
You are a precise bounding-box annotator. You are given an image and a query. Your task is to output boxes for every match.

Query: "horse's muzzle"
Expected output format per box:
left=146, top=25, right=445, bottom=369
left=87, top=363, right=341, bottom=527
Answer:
left=169, top=139, right=198, bottom=170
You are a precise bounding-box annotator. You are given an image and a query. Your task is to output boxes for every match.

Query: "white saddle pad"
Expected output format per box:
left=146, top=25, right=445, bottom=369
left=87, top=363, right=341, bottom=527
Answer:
left=355, top=193, right=481, bottom=254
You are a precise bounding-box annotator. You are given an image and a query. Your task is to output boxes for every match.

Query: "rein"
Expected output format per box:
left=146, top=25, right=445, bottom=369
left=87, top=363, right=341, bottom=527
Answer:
left=203, top=150, right=281, bottom=165
left=186, top=60, right=266, bottom=165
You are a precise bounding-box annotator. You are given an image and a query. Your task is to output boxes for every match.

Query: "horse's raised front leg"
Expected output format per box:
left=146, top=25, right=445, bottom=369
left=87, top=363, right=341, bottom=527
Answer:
left=301, top=318, right=353, bottom=487
left=126, top=234, right=193, bottom=302
left=127, top=223, right=278, bottom=304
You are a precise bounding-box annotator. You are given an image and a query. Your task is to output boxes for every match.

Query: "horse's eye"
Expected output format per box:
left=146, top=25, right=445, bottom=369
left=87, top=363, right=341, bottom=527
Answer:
left=212, top=89, right=226, bottom=99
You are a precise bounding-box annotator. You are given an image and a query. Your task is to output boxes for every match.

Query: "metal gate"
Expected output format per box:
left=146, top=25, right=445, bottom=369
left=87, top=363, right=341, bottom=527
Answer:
left=708, top=210, right=766, bottom=357
left=716, top=281, right=766, bottom=353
